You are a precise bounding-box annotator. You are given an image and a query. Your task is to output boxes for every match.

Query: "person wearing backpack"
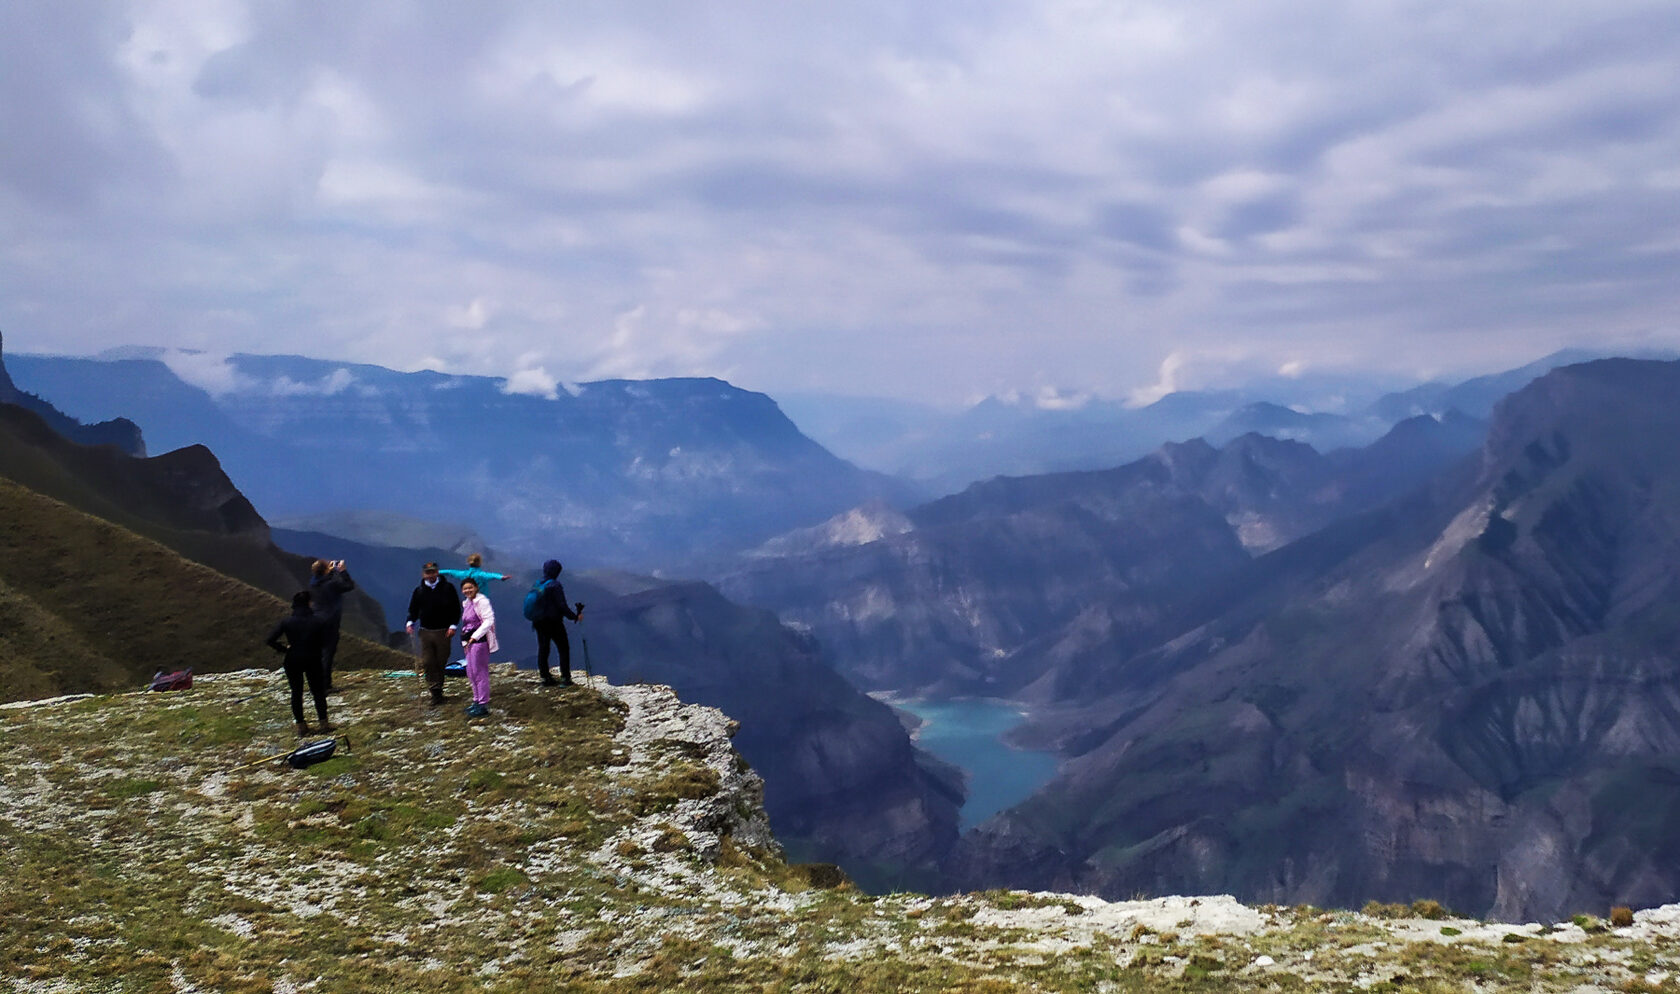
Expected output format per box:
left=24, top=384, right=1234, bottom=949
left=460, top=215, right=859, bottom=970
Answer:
left=265, top=591, right=334, bottom=736
left=524, top=559, right=583, bottom=686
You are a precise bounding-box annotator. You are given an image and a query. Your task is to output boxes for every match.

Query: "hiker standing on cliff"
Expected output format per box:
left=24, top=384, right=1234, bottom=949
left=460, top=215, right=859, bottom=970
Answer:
left=265, top=591, right=334, bottom=736
left=308, top=558, right=356, bottom=692
left=459, top=578, right=499, bottom=717
left=406, top=562, right=461, bottom=707
left=526, top=559, right=583, bottom=687
left=437, top=553, right=508, bottom=591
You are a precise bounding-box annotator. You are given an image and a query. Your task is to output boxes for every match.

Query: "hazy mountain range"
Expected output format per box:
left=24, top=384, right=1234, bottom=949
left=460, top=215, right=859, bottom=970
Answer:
left=0, top=332, right=144, bottom=456
left=781, top=348, right=1673, bottom=493
left=715, top=411, right=1486, bottom=698
left=941, top=359, right=1680, bottom=921
left=5, top=349, right=908, bottom=570
left=717, top=356, right=1680, bottom=919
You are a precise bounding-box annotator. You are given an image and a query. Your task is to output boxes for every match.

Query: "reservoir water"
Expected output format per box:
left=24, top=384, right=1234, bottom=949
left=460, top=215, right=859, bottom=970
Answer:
left=894, top=698, right=1061, bottom=833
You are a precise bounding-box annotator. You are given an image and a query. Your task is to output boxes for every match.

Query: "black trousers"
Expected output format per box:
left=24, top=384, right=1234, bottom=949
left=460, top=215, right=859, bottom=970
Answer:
left=319, top=618, right=343, bottom=686
left=284, top=655, right=329, bottom=725
left=535, top=620, right=571, bottom=680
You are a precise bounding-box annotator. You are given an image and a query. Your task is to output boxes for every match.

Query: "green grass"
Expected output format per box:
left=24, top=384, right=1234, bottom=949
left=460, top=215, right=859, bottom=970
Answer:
left=0, top=475, right=411, bottom=703
left=5, top=667, right=1678, bottom=992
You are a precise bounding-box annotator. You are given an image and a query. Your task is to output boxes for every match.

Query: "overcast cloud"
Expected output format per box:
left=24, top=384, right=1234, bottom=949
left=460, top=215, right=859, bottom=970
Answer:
left=3, top=0, right=1678, bottom=404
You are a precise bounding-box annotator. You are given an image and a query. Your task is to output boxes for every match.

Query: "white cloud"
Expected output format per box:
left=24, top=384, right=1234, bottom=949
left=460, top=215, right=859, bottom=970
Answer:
left=502, top=366, right=559, bottom=399
left=269, top=368, right=355, bottom=396
left=446, top=298, right=493, bottom=330
left=3, top=1, right=1680, bottom=404
left=158, top=350, right=253, bottom=396
left=1128, top=352, right=1187, bottom=407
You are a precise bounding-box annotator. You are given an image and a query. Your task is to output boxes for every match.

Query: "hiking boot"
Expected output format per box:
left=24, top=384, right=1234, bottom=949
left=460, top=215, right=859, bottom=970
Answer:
left=317, top=721, right=337, bottom=733
left=465, top=702, right=489, bottom=717
left=539, top=674, right=560, bottom=686
left=559, top=677, right=576, bottom=687
left=430, top=690, right=445, bottom=707
left=295, top=722, right=311, bottom=736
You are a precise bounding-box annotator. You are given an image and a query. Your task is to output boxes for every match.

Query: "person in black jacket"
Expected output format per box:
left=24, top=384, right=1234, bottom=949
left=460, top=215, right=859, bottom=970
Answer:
left=266, top=591, right=333, bottom=735
left=405, top=562, right=461, bottom=706
left=308, top=558, right=356, bottom=692
left=531, top=559, right=584, bottom=686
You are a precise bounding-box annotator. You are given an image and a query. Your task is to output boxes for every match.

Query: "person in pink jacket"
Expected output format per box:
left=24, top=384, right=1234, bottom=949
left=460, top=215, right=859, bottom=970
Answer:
left=458, top=578, right=499, bottom=717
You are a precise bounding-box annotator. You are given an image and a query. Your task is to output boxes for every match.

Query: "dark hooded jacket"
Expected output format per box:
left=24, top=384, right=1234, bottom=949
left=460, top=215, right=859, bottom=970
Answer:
left=309, top=569, right=355, bottom=621
left=266, top=607, right=326, bottom=669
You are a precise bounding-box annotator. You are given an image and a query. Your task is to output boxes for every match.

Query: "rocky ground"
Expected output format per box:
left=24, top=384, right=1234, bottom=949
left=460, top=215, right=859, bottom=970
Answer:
left=5, top=667, right=1680, bottom=992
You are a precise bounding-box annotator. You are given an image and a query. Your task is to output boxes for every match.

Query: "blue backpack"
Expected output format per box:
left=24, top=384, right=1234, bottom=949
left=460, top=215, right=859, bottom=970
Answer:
left=522, top=579, right=555, bottom=622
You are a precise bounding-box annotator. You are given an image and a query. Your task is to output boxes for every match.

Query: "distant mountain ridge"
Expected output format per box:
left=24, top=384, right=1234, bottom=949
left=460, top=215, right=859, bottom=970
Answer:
left=782, top=349, right=1670, bottom=494
left=0, top=332, right=144, bottom=456
left=716, top=413, right=1485, bottom=698
left=7, top=350, right=910, bottom=569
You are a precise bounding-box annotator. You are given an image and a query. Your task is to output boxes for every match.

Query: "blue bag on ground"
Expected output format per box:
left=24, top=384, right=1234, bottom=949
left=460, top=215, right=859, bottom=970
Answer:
left=286, top=739, right=338, bottom=769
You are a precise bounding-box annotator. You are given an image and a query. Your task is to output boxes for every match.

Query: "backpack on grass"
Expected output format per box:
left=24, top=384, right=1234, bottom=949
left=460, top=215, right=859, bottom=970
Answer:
left=148, top=668, right=192, bottom=692
left=286, top=738, right=339, bottom=769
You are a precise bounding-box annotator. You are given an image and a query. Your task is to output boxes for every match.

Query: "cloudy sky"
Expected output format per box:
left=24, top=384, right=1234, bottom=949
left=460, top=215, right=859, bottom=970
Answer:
left=3, top=1, right=1678, bottom=405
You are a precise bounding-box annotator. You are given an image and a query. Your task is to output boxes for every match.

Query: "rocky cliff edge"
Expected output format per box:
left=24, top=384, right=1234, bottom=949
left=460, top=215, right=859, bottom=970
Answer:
left=6, top=670, right=1680, bottom=992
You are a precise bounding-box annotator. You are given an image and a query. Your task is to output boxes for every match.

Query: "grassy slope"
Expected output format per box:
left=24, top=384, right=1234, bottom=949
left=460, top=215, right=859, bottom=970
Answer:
left=0, top=404, right=390, bottom=640
left=0, top=476, right=408, bottom=702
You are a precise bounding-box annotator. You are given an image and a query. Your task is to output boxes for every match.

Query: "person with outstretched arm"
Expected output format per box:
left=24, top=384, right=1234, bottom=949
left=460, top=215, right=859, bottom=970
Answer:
left=307, top=558, right=356, bottom=692
left=437, top=553, right=508, bottom=590
left=405, top=562, right=461, bottom=706
left=529, top=559, right=583, bottom=687
left=265, top=591, right=334, bottom=736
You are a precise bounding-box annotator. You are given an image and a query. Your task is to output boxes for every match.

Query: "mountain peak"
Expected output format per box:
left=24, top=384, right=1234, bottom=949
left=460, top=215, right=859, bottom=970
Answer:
left=746, top=499, right=914, bottom=557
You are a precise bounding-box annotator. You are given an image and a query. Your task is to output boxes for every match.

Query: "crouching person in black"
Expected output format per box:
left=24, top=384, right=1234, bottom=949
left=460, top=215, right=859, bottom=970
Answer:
left=266, top=591, right=333, bottom=736
left=406, top=562, right=461, bottom=706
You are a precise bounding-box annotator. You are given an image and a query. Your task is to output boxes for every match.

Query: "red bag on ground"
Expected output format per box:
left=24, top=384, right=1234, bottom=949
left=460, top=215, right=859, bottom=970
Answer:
left=148, top=668, right=193, bottom=691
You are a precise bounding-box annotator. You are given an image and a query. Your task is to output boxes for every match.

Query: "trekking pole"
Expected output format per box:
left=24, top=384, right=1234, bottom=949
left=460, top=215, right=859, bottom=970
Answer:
left=228, top=746, right=298, bottom=775
left=409, top=627, right=424, bottom=688
left=228, top=735, right=351, bottom=775
left=575, top=602, right=594, bottom=686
